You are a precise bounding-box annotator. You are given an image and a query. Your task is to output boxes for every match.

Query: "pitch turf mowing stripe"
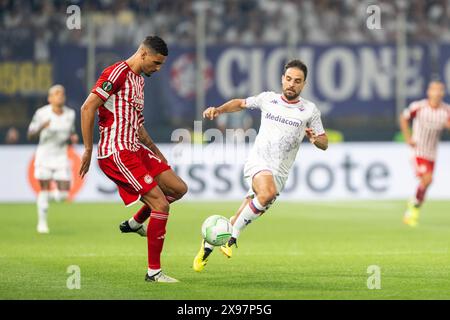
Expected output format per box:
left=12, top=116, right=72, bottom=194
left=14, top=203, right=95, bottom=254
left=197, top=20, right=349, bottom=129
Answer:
left=1, top=201, right=450, bottom=299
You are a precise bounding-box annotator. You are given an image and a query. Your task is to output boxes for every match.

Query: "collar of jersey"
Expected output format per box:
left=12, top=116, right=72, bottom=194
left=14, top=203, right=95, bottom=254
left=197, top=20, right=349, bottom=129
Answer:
left=124, top=61, right=142, bottom=77
left=280, top=95, right=303, bottom=107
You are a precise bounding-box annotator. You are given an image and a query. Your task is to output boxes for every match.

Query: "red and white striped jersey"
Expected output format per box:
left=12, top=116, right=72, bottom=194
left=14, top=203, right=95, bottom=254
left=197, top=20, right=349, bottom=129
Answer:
left=91, top=61, right=145, bottom=158
left=403, top=99, right=450, bottom=160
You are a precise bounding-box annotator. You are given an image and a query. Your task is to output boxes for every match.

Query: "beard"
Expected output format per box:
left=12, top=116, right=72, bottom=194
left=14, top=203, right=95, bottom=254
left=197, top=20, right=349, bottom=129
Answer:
left=283, top=89, right=300, bottom=100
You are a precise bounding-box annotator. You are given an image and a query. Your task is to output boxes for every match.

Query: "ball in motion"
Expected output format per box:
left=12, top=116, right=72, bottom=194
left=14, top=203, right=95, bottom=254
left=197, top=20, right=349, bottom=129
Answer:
left=201, top=215, right=232, bottom=246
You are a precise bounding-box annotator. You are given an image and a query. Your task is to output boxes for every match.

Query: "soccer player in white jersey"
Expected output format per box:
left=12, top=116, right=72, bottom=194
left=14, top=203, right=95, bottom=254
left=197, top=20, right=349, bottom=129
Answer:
left=400, top=81, right=450, bottom=227
left=193, top=60, right=328, bottom=271
left=27, top=85, right=78, bottom=233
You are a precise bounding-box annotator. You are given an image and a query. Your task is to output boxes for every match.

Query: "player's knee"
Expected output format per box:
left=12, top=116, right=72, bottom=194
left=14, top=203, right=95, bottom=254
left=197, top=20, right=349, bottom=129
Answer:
left=39, top=181, right=50, bottom=191
left=258, top=189, right=277, bottom=207
left=422, top=175, right=433, bottom=187
left=156, top=199, right=170, bottom=213
left=142, top=192, right=170, bottom=212
left=55, top=190, right=69, bottom=202
left=168, top=180, right=188, bottom=202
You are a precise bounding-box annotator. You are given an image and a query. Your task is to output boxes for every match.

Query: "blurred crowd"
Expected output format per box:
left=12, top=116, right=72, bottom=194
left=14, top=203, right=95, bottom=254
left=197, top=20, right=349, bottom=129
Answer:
left=1, top=0, right=450, bottom=59
left=1, top=0, right=450, bottom=143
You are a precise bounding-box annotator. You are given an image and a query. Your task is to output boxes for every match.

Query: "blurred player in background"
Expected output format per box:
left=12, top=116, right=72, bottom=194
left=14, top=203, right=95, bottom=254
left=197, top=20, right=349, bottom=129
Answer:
left=79, top=36, right=187, bottom=283
left=194, top=60, right=328, bottom=272
left=400, top=81, right=450, bottom=227
left=27, top=85, right=78, bottom=234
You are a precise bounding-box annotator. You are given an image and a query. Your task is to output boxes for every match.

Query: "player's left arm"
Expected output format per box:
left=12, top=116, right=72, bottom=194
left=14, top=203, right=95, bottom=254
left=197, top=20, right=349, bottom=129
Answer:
left=69, top=111, right=79, bottom=144
left=138, top=126, right=168, bottom=163
left=70, top=133, right=79, bottom=144
left=306, top=106, right=328, bottom=151
left=306, top=128, right=328, bottom=150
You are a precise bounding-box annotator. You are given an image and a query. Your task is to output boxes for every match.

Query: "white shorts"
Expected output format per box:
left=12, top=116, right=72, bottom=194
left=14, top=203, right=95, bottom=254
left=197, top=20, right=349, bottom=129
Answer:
left=243, top=164, right=287, bottom=198
left=34, top=165, right=71, bottom=181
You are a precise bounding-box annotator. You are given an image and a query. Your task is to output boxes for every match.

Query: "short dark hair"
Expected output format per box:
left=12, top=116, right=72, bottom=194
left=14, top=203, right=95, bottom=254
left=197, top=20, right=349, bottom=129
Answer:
left=283, top=59, right=307, bottom=80
left=142, top=36, right=168, bottom=56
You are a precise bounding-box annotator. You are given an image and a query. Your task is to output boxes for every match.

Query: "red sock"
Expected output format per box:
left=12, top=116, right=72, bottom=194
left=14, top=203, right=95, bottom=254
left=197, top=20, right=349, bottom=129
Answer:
left=133, top=205, right=151, bottom=224
left=147, top=211, right=169, bottom=270
left=415, top=185, right=427, bottom=207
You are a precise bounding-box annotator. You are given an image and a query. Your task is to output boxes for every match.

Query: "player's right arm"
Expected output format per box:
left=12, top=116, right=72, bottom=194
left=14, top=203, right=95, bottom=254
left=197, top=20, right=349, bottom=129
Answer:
left=27, top=111, right=50, bottom=141
left=446, top=107, right=450, bottom=130
left=203, top=99, right=246, bottom=120
left=399, top=115, right=414, bottom=147
left=203, top=92, right=270, bottom=120
left=399, top=102, right=418, bottom=147
left=79, top=93, right=104, bottom=178
left=79, top=63, right=127, bottom=178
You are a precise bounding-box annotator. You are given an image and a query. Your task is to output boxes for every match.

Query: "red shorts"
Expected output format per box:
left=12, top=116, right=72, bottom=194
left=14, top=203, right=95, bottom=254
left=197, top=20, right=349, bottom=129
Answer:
left=414, top=157, right=435, bottom=177
left=98, top=147, right=171, bottom=206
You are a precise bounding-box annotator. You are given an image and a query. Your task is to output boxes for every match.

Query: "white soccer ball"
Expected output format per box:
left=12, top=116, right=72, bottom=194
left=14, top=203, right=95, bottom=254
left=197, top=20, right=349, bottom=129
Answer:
left=201, top=215, right=233, bottom=246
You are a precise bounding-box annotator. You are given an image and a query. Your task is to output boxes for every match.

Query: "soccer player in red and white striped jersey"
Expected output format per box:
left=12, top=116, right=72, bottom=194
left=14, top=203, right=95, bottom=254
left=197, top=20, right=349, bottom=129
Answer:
left=400, top=81, right=450, bottom=226
left=79, top=36, right=188, bottom=282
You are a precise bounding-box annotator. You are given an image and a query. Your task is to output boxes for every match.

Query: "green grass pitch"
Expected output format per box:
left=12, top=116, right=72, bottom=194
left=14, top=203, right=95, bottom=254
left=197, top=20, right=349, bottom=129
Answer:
left=0, top=200, right=449, bottom=300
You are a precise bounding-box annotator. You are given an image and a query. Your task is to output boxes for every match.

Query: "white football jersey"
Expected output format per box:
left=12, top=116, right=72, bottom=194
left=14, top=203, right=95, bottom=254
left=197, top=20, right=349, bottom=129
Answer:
left=28, top=104, right=76, bottom=168
left=245, top=91, right=325, bottom=177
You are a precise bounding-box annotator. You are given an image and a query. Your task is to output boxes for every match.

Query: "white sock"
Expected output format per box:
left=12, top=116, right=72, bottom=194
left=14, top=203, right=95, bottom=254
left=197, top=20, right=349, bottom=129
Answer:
left=148, top=268, right=161, bottom=277
left=231, top=198, right=266, bottom=239
left=128, top=217, right=142, bottom=229
left=37, top=191, right=49, bottom=225
left=53, top=190, right=69, bottom=202
left=204, top=241, right=214, bottom=250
